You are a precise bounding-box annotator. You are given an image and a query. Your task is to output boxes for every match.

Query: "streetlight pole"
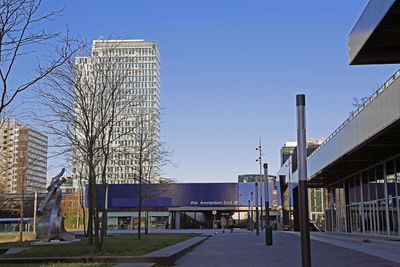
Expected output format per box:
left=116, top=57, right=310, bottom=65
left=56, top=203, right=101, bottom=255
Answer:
left=250, top=192, right=254, bottom=231
left=256, top=138, right=263, bottom=231
left=248, top=200, right=251, bottom=230
left=296, top=94, right=311, bottom=267
left=264, top=163, right=272, bottom=245
left=255, top=179, right=259, bottom=235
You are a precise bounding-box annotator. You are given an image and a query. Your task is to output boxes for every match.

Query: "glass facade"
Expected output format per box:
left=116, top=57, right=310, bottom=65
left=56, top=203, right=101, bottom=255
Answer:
left=325, top=155, right=400, bottom=236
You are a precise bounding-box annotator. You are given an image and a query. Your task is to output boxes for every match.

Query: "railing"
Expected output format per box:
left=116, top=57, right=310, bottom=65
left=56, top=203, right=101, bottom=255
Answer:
left=308, top=69, right=400, bottom=159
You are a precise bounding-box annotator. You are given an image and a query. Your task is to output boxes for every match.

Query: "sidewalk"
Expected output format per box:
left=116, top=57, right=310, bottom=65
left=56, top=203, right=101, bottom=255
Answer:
left=174, top=230, right=399, bottom=267
left=293, top=231, right=400, bottom=264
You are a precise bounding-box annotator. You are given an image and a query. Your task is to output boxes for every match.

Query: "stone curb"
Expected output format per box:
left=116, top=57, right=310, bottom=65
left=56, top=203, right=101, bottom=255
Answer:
left=0, top=234, right=211, bottom=266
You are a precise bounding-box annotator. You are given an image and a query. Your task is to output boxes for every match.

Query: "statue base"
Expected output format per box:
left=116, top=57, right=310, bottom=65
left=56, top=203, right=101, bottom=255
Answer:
left=31, top=239, right=80, bottom=246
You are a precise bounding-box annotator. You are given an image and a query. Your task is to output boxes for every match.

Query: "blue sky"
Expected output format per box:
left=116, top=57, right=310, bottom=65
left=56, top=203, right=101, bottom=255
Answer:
left=14, top=1, right=399, bottom=182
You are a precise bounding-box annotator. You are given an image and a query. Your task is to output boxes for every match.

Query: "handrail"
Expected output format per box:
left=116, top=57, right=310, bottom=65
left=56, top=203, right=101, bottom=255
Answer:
left=308, top=69, right=400, bottom=159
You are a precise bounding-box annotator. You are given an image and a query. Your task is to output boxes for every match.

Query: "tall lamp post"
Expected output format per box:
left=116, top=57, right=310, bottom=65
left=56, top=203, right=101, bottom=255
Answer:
left=247, top=200, right=251, bottom=230
left=264, top=163, right=272, bottom=245
left=250, top=192, right=254, bottom=231
left=256, top=138, right=264, bottom=232
left=254, top=177, right=259, bottom=235
left=296, top=94, right=311, bottom=267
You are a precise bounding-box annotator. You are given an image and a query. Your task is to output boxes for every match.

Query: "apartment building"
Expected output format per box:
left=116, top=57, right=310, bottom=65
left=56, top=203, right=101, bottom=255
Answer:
left=0, top=119, right=48, bottom=194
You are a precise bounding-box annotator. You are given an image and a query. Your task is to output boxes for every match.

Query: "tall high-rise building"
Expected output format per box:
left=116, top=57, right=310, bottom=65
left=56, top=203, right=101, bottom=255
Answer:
left=73, top=39, right=160, bottom=189
left=0, top=118, right=48, bottom=194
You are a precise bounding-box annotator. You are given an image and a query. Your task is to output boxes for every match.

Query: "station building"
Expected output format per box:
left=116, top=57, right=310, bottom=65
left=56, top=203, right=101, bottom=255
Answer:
left=89, top=182, right=281, bottom=230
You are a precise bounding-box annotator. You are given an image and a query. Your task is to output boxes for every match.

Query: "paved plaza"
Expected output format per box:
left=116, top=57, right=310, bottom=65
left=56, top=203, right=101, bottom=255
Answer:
left=175, top=230, right=400, bottom=267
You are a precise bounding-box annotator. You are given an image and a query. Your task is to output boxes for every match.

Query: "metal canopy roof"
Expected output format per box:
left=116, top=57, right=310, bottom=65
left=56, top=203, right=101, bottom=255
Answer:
left=309, top=119, right=400, bottom=187
left=349, top=0, right=400, bottom=65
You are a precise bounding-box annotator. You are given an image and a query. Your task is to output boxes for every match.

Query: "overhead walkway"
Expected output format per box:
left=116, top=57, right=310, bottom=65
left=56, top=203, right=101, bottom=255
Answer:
left=307, top=70, right=400, bottom=186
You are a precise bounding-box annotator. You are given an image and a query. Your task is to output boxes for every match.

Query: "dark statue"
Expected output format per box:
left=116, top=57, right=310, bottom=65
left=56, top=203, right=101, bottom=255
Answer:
left=36, top=168, right=75, bottom=242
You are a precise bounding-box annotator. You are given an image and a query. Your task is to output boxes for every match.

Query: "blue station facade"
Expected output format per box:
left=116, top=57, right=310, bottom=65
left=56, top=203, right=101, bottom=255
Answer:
left=87, top=182, right=281, bottom=230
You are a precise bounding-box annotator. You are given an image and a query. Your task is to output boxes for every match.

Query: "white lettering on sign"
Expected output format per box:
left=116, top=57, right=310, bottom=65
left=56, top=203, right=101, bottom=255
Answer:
left=189, top=200, right=235, bottom=206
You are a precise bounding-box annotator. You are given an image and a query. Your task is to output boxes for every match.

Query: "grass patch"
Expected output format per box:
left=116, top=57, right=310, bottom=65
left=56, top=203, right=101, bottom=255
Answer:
left=0, top=233, right=199, bottom=258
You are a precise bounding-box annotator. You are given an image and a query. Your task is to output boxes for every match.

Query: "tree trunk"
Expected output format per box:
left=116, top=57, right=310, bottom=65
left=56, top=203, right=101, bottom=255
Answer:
left=92, top=175, right=100, bottom=251
left=145, top=210, right=149, bottom=234
left=87, top=182, right=93, bottom=244
left=87, top=158, right=95, bottom=245
left=79, top=190, right=87, bottom=236
left=94, top=206, right=100, bottom=251
left=99, top=183, right=108, bottom=250
left=18, top=194, right=24, bottom=242
left=137, top=190, right=142, bottom=239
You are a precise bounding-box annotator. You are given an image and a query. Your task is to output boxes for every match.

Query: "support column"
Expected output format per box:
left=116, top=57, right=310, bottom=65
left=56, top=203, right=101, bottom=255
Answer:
left=175, top=212, right=181, bottom=229
left=343, top=183, right=349, bottom=233
left=383, top=163, right=391, bottom=236
left=359, top=174, right=365, bottom=234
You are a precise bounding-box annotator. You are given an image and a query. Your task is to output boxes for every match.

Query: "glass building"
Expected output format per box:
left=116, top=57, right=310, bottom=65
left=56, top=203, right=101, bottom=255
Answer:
left=325, top=158, right=400, bottom=236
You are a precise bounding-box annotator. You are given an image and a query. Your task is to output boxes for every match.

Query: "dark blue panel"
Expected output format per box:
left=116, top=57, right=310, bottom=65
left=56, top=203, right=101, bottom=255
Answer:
left=110, top=197, right=172, bottom=207
left=85, top=182, right=280, bottom=208
left=85, top=184, right=106, bottom=208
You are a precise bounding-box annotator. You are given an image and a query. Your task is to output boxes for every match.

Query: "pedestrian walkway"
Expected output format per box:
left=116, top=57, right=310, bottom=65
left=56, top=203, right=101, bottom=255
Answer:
left=292, top=231, right=400, bottom=264
left=175, top=230, right=399, bottom=267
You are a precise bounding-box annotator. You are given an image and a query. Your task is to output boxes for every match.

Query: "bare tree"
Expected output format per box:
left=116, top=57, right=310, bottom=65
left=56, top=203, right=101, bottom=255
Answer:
left=129, top=107, right=161, bottom=239
left=351, top=96, right=369, bottom=111
left=36, top=41, right=138, bottom=251
left=143, top=175, right=175, bottom=234
left=0, top=0, right=76, bottom=117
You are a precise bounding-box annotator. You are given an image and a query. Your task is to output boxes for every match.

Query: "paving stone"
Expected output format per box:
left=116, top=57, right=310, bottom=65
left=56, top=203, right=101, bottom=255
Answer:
left=175, top=230, right=399, bottom=267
